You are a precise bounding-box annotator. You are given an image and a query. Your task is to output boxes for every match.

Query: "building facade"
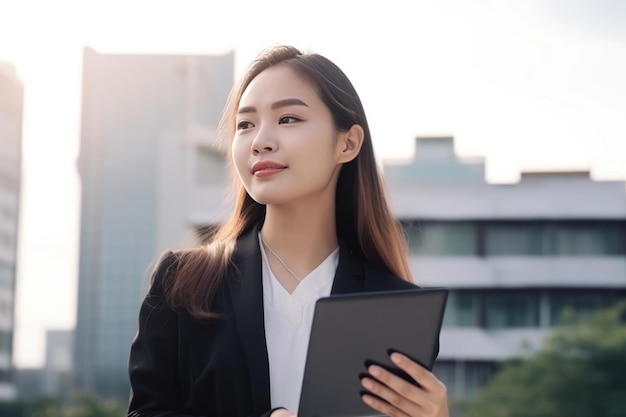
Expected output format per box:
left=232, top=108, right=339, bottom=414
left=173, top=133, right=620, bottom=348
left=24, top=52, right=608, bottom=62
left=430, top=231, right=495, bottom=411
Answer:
left=384, top=137, right=626, bottom=397
left=43, top=329, right=73, bottom=400
left=74, top=48, right=232, bottom=399
left=0, top=62, right=23, bottom=400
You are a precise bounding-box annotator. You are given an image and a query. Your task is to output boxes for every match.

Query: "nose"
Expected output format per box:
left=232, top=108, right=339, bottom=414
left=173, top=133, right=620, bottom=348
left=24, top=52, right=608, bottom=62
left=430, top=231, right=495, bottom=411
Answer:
left=251, top=126, right=277, bottom=155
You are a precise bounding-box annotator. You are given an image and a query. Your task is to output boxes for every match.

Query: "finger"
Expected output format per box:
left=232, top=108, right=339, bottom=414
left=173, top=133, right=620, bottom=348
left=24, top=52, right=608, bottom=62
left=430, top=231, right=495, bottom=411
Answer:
left=391, top=352, right=446, bottom=395
left=362, top=392, right=411, bottom=417
left=367, top=364, right=430, bottom=406
left=361, top=375, right=422, bottom=416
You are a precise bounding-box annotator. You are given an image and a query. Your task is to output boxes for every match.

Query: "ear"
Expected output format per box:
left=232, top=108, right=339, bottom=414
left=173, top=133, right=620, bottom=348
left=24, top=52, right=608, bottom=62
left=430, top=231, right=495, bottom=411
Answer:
left=336, top=124, right=365, bottom=164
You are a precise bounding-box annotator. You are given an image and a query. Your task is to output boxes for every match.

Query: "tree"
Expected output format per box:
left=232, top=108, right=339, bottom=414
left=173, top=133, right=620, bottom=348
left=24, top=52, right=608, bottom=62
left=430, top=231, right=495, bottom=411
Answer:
left=458, top=300, right=626, bottom=417
left=0, top=398, right=58, bottom=417
left=48, top=393, right=126, bottom=417
left=0, top=393, right=126, bottom=417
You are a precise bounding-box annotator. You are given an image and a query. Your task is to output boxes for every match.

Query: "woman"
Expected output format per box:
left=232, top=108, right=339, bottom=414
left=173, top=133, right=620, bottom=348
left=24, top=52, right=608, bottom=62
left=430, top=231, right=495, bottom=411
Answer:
left=128, top=45, right=448, bottom=417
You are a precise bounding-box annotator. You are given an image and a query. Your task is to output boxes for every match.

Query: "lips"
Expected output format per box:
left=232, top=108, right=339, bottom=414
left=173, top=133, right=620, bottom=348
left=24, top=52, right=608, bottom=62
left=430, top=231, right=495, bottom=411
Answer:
left=251, top=160, right=287, bottom=177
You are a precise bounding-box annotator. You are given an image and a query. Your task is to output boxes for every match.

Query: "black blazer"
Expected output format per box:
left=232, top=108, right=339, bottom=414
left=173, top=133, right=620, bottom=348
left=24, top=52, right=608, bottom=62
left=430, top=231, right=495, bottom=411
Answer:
left=128, top=226, right=420, bottom=417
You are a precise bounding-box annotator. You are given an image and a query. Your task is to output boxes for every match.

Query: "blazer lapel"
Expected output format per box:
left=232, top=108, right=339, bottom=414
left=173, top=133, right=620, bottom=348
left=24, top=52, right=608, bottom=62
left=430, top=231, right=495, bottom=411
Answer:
left=226, top=226, right=271, bottom=411
left=330, top=246, right=366, bottom=295
left=332, top=246, right=417, bottom=294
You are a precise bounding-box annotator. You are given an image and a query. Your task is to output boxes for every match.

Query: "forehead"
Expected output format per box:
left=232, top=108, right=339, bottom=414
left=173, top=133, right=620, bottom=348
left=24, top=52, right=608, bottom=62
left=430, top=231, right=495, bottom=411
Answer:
left=238, top=65, right=319, bottom=108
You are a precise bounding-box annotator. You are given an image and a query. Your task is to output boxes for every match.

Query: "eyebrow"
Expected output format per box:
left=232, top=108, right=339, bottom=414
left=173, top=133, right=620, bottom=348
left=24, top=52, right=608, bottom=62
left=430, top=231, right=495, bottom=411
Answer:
left=237, top=98, right=309, bottom=114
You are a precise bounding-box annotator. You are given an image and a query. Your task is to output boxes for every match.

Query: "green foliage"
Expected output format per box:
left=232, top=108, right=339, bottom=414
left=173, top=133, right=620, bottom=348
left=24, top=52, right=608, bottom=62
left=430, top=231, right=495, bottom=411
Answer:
left=458, top=301, right=626, bottom=417
left=0, top=393, right=126, bottom=417
left=0, top=398, right=58, bottom=417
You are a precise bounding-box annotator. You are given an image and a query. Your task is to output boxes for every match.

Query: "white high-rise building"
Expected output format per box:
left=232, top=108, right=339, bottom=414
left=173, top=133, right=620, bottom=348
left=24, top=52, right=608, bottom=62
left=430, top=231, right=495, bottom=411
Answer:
left=0, top=61, right=23, bottom=400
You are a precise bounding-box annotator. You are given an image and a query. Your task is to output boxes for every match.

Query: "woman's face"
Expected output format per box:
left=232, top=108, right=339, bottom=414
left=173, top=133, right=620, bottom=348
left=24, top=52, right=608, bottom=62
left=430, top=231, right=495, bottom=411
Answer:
left=231, top=65, right=346, bottom=206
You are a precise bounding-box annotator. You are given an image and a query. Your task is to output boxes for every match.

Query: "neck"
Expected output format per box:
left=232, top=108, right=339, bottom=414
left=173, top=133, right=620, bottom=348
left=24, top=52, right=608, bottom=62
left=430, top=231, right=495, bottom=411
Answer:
left=260, top=201, right=338, bottom=278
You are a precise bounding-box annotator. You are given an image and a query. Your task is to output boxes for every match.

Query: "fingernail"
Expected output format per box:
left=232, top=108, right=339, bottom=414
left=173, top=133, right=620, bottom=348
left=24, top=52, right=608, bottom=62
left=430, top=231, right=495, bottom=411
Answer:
left=391, top=352, right=403, bottom=364
left=361, top=378, right=373, bottom=389
left=369, top=365, right=382, bottom=377
left=362, top=395, right=373, bottom=406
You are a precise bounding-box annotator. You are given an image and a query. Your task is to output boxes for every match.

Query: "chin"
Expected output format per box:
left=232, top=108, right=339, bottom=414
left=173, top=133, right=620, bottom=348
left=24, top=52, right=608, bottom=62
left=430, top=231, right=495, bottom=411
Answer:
left=246, top=190, right=281, bottom=206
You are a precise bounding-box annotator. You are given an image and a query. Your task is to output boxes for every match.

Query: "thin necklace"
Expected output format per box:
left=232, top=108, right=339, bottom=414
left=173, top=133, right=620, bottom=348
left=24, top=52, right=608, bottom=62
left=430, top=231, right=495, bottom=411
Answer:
left=260, top=236, right=303, bottom=282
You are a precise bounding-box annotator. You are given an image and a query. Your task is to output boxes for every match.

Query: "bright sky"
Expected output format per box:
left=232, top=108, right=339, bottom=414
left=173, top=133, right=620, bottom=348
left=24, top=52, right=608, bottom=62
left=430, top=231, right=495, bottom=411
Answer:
left=0, top=0, right=624, bottom=367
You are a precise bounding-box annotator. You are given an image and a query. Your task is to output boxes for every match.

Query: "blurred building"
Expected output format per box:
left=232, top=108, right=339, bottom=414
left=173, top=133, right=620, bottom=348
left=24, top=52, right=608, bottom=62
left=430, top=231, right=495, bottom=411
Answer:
left=74, top=48, right=233, bottom=399
left=43, top=329, right=73, bottom=400
left=385, top=137, right=626, bottom=397
left=0, top=61, right=23, bottom=400
left=15, top=368, right=42, bottom=399
left=15, top=330, right=73, bottom=401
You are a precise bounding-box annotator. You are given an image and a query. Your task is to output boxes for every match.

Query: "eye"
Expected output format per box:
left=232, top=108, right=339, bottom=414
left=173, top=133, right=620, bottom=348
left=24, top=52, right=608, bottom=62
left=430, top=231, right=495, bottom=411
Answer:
left=279, top=116, right=301, bottom=124
left=237, top=120, right=254, bottom=130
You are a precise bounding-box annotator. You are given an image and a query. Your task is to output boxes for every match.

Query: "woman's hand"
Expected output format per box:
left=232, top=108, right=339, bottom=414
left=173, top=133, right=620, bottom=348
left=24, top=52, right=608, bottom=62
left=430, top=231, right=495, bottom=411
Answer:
left=360, top=352, right=449, bottom=417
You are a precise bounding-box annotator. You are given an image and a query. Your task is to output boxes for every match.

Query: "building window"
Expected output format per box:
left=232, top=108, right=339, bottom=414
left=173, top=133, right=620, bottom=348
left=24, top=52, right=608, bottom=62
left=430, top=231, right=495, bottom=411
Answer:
left=484, top=223, right=546, bottom=256
left=443, top=291, right=477, bottom=327
left=402, top=220, right=625, bottom=257
left=0, top=330, right=11, bottom=354
left=0, top=368, right=14, bottom=382
left=485, top=293, right=539, bottom=328
left=552, top=223, right=623, bottom=256
left=444, top=289, right=625, bottom=330
left=432, top=361, right=457, bottom=395
left=550, top=292, right=619, bottom=325
left=432, top=360, right=498, bottom=398
left=405, top=222, right=476, bottom=256
left=484, top=221, right=625, bottom=256
left=464, top=361, right=498, bottom=396
left=195, top=146, right=227, bottom=184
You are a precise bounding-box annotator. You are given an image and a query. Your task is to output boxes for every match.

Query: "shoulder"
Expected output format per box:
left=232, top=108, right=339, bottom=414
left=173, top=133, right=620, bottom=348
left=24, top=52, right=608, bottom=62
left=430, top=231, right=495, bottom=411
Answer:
left=143, top=251, right=181, bottom=309
left=153, top=250, right=180, bottom=279
left=151, top=245, right=218, bottom=282
left=147, top=248, right=201, bottom=300
left=150, top=249, right=188, bottom=288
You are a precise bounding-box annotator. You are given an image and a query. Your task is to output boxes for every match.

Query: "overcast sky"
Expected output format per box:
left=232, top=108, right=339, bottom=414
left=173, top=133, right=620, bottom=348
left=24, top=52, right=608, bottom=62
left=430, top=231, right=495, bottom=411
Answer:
left=1, top=0, right=624, bottom=367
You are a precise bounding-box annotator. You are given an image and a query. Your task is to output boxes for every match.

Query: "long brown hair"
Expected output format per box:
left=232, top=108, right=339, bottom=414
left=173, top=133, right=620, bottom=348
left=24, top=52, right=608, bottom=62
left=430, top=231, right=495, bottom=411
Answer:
left=165, top=45, right=412, bottom=319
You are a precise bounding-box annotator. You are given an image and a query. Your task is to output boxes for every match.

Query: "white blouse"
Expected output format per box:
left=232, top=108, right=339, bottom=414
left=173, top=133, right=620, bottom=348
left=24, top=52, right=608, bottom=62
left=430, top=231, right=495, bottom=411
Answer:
left=260, top=236, right=339, bottom=410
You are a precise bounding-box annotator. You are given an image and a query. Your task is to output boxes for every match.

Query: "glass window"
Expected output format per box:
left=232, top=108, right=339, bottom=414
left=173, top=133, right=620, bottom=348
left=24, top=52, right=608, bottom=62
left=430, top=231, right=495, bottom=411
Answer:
left=405, top=222, right=476, bottom=256
left=432, top=361, right=498, bottom=398
left=484, top=223, right=547, bottom=256
left=443, top=291, right=477, bottom=327
left=550, top=292, right=618, bottom=325
left=553, top=223, right=623, bottom=256
left=432, top=361, right=457, bottom=396
left=465, top=361, right=498, bottom=396
left=0, top=330, right=11, bottom=353
left=485, top=293, right=539, bottom=328
left=485, top=221, right=625, bottom=256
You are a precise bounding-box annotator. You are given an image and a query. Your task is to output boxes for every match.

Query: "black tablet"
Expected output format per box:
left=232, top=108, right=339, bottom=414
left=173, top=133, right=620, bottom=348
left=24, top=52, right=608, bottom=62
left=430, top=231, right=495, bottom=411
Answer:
left=298, top=288, right=448, bottom=417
